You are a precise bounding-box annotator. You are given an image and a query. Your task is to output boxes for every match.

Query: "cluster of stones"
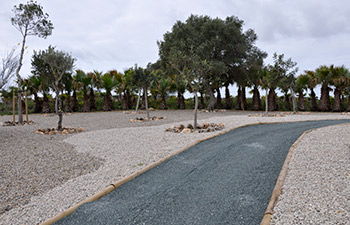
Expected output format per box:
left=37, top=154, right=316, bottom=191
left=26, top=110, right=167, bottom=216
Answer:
left=166, top=122, right=225, bottom=133
left=34, top=127, right=84, bottom=135
left=130, top=116, right=166, bottom=122
left=2, top=121, right=35, bottom=126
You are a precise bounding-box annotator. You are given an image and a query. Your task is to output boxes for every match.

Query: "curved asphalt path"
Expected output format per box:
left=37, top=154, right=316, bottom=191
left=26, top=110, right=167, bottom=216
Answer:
left=55, top=120, right=350, bottom=225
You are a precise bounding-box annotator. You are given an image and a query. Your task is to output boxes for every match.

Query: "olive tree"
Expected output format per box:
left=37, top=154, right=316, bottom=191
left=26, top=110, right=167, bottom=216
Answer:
left=32, top=46, right=75, bottom=130
left=11, top=0, right=53, bottom=124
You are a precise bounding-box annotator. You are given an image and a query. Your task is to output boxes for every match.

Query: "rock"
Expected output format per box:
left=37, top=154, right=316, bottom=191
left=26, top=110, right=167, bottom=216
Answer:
left=179, top=124, right=185, bottom=130
left=62, top=130, right=69, bottom=135
left=181, top=128, right=191, bottom=134
left=187, top=124, right=193, bottom=129
left=202, top=123, right=209, bottom=129
left=149, top=107, right=155, bottom=111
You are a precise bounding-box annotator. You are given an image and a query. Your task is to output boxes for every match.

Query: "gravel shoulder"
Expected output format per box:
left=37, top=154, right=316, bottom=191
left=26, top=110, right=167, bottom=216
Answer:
left=271, top=124, right=350, bottom=225
left=0, top=110, right=349, bottom=224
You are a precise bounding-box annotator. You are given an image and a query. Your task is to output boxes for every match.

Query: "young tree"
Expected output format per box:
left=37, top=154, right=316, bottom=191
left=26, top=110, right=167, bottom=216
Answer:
left=11, top=0, right=53, bottom=124
left=1, top=49, right=18, bottom=91
left=32, top=46, right=75, bottom=130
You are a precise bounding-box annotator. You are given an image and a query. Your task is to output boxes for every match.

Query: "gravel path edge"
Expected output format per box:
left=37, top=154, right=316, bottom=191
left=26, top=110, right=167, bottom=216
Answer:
left=260, top=122, right=350, bottom=225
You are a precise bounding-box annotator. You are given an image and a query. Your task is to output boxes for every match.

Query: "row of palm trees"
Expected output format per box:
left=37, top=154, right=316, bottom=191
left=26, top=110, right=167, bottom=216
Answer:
left=1, top=64, right=350, bottom=114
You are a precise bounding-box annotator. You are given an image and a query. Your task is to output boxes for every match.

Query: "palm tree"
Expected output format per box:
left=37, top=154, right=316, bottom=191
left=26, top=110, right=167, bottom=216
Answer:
left=315, top=65, right=332, bottom=111
left=26, top=75, right=43, bottom=113
left=71, top=72, right=81, bottom=112
left=88, top=71, right=101, bottom=111
left=330, top=66, right=350, bottom=112
left=304, top=70, right=318, bottom=111
left=152, top=70, right=172, bottom=109
left=295, top=74, right=309, bottom=111
left=75, top=70, right=91, bottom=112
left=62, top=73, right=73, bottom=112
left=101, top=70, right=118, bottom=111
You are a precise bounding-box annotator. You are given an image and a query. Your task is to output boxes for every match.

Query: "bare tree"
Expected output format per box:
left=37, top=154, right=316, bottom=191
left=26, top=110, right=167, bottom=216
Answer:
left=0, top=49, right=18, bottom=90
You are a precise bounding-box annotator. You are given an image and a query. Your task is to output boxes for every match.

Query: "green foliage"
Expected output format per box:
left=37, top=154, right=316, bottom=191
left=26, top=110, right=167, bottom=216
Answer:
left=11, top=0, right=54, bottom=38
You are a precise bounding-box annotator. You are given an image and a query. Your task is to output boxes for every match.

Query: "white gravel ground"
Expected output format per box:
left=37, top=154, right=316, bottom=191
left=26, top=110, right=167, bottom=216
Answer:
left=271, top=124, right=350, bottom=225
left=0, top=111, right=349, bottom=225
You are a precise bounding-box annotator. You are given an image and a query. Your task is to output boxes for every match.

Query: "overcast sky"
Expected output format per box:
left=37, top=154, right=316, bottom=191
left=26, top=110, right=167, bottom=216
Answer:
left=1, top=0, right=350, bottom=90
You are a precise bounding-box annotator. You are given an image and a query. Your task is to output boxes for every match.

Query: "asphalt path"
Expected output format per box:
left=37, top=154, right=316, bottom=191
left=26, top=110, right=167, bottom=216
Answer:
left=55, top=120, right=350, bottom=225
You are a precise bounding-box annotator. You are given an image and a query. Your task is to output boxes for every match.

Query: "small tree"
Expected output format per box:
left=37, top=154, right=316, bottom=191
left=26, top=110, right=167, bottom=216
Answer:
left=1, top=49, right=18, bottom=91
left=11, top=0, right=53, bottom=124
left=33, top=46, right=75, bottom=130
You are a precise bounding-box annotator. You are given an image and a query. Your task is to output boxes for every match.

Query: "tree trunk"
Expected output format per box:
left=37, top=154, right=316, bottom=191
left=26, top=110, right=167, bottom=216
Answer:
left=34, top=93, right=42, bottom=113
left=252, top=86, right=261, bottom=111
left=240, top=86, right=247, bottom=110
left=347, top=96, right=350, bottom=112
left=141, top=91, right=146, bottom=109
left=16, top=33, right=28, bottom=124
left=298, top=91, right=305, bottom=111
left=103, top=91, right=113, bottom=111
left=284, top=93, right=291, bottom=111
left=224, top=84, right=232, bottom=109
left=194, top=91, right=198, bottom=129
left=332, top=87, right=342, bottom=112
left=126, top=89, right=132, bottom=109
left=65, top=92, right=72, bottom=112
left=207, top=88, right=216, bottom=112
left=122, top=91, right=128, bottom=110
left=160, top=94, right=167, bottom=109
left=42, top=93, right=50, bottom=113
left=90, top=88, right=96, bottom=111
left=83, top=91, right=90, bottom=112
left=72, top=90, right=78, bottom=112
left=319, top=83, right=331, bottom=111
left=216, top=87, right=222, bottom=109
left=135, top=88, right=141, bottom=113
left=177, top=91, right=185, bottom=109
left=310, top=89, right=318, bottom=111
left=265, top=88, right=268, bottom=113
left=290, top=87, right=297, bottom=114
left=199, top=92, right=205, bottom=109
left=144, top=87, right=150, bottom=120
left=235, top=87, right=242, bottom=110
left=268, top=89, right=276, bottom=111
